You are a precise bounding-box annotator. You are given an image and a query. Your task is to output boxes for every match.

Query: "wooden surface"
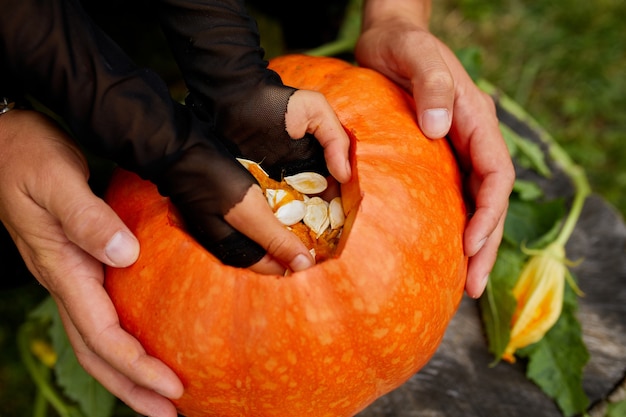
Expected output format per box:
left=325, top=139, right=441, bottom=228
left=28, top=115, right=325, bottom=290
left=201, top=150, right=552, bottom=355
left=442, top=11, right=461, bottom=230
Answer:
left=357, top=100, right=626, bottom=417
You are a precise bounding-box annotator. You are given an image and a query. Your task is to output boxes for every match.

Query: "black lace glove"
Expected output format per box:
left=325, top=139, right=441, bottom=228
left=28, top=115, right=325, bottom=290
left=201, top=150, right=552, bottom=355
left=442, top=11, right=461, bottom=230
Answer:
left=0, top=0, right=266, bottom=266
left=156, top=0, right=329, bottom=181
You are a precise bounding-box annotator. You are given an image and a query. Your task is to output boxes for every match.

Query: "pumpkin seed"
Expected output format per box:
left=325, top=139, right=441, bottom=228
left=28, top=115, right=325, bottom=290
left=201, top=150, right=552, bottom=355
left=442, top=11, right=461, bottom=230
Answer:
left=265, top=188, right=290, bottom=210
left=236, top=158, right=269, bottom=177
left=238, top=158, right=346, bottom=257
left=304, top=197, right=330, bottom=237
left=329, top=197, right=345, bottom=229
left=284, top=172, right=328, bottom=194
left=274, top=200, right=307, bottom=226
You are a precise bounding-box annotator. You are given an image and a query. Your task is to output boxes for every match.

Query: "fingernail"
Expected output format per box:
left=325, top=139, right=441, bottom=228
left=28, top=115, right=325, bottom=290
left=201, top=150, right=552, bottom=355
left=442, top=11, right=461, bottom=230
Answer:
left=345, top=159, right=352, bottom=180
left=472, top=274, right=490, bottom=299
left=105, top=231, right=140, bottom=267
left=475, top=237, right=488, bottom=256
left=421, top=108, right=451, bottom=139
left=289, top=253, right=314, bottom=272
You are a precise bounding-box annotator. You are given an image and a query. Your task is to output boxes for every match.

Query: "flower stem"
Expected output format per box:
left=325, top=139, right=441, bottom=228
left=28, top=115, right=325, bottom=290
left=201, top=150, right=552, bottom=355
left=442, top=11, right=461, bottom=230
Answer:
left=547, top=144, right=591, bottom=247
left=554, top=164, right=590, bottom=247
left=305, top=0, right=362, bottom=57
left=477, top=78, right=591, bottom=248
left=33, top=379, right=49, bottom=417
left=18, top=321, right=76, bottom=417
left=305, top=38, right=356, bottom=57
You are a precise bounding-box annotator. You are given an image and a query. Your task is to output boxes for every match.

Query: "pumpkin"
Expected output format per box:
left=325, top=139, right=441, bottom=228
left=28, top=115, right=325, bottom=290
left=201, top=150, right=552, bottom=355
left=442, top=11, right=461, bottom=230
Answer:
left=104, top=54, right=468, bottom=417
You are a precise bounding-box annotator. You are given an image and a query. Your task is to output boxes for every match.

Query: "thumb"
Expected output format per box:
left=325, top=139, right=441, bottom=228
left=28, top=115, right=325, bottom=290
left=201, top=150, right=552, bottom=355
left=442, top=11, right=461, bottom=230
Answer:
left=285, top=90, right=352, bottom=183
left=47, top=177, right=140, bottom=268
left=409, top=40, right=455, bottom=139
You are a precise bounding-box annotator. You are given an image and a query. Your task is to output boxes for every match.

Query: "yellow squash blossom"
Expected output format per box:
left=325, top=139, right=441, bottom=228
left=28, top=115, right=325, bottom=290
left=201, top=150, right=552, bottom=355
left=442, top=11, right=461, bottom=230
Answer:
left=502, top=163, right=588, bottom=363
left=30, top=338, right=58, bottom=368
left=503, top=242, right=567, bottom=363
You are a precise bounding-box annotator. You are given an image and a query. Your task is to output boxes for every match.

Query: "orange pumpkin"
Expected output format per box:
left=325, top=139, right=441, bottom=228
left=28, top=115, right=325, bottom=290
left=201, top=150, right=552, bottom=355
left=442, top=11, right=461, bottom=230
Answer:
left=104, top=55, right=468, bottom=417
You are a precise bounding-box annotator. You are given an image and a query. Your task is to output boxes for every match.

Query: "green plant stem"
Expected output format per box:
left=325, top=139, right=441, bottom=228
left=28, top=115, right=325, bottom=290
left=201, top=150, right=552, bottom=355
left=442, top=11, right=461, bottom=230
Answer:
left=305, top=0, right=362, bottom=57
left=541, top=114, right=591, bottom=248
left=33, top=375, right=50, bottom=417
left=478, top=78, right=591, bottom=247
left=305, top=38, right=356, bottom=57
left=18, top=321, right=74, bottom=417
left=553, top=164, right=590, bottom=247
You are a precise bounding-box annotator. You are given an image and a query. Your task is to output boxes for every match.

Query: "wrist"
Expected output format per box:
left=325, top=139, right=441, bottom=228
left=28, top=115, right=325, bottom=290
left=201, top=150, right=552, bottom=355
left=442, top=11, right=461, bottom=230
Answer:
left=361, top=0, right=431, bottom=32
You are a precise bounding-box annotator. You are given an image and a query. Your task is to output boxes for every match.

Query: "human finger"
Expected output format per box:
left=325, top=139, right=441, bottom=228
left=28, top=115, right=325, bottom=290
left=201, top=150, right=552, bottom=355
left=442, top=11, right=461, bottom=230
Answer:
left=403, top=35, right=455, bottom=139
left=457, top=139, right=513, bottom=298
left=224, top=184, right=315, bottom=274
left=3, top=111, right=140, bottom=269
left=56, top=301, right=181, bottom=417
left=354, top=28, right=454, bottom=139
left=285, top=90, right=352, bottom=183
left=448, top=94, right=514, bottom=256
left=463, top=163, right=513, bottom=254
left=48, top=249, right=184, bottom=400
left=465, top=211, right=506, bottom=298
left=44, top=177, right=140, bottom=268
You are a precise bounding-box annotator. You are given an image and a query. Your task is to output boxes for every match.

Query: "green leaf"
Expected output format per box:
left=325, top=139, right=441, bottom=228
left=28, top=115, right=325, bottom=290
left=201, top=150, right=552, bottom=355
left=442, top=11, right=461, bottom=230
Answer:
left=50, top=306, right=116, bottom=417
left=503, top=198, right=565, bottom=248
left=42, top=298, right=117, bottom=417
left=29, top=295, right=58, bottom=322
left=479, top=245, right=524, bottom=360
left=607, top=398, right=626, bottom=417
left=456, top=47, right=484, bottom=81
left=500, top=122, right=552, bottom=177
left=517, top=282, right=590, bottom=416
left=512, top=179, right=544, bottom=201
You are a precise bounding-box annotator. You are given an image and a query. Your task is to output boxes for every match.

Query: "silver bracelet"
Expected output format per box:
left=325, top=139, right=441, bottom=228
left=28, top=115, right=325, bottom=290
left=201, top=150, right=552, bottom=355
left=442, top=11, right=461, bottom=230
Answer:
left=0, top=97, right=16, bottom=116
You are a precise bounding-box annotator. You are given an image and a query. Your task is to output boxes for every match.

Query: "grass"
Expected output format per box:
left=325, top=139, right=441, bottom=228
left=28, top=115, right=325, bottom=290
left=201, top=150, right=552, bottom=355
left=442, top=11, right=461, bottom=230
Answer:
left=430, top=0, right=626, bottom=217
left=1, top=1, right=625, bottom=415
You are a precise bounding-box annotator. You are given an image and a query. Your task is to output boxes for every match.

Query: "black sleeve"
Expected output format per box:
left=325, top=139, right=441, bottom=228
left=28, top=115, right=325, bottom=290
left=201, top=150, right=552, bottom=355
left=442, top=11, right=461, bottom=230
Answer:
left=156, top=0, right=329, bottom=180
left=0, top=0, right=266, bottom=267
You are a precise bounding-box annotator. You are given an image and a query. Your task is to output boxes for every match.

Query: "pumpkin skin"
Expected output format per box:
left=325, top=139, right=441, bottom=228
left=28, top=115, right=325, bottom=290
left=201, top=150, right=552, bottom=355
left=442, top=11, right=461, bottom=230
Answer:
left=104, top=55, right=468, bottom=417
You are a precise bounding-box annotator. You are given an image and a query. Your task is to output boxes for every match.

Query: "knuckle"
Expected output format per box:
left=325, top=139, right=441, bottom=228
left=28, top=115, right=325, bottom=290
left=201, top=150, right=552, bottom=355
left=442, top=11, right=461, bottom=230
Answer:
left=264, top=234, right=289, bottom=256
left=504, top=163, right=517, bottom=186
left=80, top=322, right=126, bottom=364
left=479, top=90, right=497, bottom=111
left=420, top=67, right=455, bottom=96
left=264, top=233, right=297, bottom=260
left=63, top=200, right=109, bottom=238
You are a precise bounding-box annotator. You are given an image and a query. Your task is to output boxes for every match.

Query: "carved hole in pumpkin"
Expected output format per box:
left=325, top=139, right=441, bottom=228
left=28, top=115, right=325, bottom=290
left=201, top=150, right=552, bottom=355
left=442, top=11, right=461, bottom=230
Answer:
left=291, top=127, right=359, bottom=264
left=317, top=128, right=360, bottom=262
left=240, top=129, right=360, bottom=264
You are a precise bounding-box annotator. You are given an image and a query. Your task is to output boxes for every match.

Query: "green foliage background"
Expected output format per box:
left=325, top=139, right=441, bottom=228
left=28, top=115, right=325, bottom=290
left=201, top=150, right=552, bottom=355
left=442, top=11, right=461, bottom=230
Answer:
left=1, top=0, right=625, bottom=415
left=429, top=0, right=626, bottom=217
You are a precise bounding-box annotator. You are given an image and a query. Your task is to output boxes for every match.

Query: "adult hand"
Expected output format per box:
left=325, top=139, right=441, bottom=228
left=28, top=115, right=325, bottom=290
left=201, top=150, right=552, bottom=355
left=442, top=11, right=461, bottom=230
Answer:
left=0, top=110, right=183, bottom=416
left=355, top=0, right=515, bottom=298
